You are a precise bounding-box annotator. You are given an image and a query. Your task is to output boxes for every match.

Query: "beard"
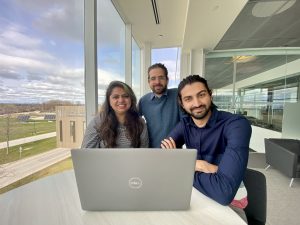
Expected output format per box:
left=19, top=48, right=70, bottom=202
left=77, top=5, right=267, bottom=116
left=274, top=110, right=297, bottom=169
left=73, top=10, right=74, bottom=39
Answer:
left=187, top=105, right=211, bottom=120
left=151, top=84, right=167, bottom=95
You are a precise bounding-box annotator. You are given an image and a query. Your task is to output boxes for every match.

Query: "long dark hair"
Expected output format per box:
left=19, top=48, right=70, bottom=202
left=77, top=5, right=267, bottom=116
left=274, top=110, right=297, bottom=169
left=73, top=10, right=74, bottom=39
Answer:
left=96, top=81, right=144, bottom=147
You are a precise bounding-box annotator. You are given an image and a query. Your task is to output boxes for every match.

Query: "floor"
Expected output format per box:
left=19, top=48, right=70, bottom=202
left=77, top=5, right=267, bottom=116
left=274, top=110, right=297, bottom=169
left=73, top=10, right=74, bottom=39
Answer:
left=248, top=152, right=300, bottom=225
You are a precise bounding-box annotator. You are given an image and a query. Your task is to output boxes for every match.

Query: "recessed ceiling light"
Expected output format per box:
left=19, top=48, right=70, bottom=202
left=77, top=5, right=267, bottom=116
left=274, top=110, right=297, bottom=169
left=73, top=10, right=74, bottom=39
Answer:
left=252, top=0, right=296, bottom=18
left=232, top=55, right=256, bottom=63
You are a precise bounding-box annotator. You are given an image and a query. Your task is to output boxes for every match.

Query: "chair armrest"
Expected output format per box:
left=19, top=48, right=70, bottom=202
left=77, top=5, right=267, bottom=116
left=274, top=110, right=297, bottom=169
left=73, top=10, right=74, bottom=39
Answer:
left=265, top=138, right=298, bottom=177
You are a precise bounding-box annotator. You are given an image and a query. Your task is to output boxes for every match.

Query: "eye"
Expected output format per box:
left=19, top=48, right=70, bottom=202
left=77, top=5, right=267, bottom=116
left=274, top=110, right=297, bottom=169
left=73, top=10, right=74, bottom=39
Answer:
left=183, top=97, right=192, bottom=102
left=111, top=95, right=119, bottom=99
left=198, top=91, right=207, bottom=98
left=122, top=94, right=130, bottom=98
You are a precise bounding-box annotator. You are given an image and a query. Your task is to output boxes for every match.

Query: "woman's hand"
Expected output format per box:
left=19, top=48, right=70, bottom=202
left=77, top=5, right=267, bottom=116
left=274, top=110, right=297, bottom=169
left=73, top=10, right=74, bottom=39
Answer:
left=161, top=137, right=176, bottom=149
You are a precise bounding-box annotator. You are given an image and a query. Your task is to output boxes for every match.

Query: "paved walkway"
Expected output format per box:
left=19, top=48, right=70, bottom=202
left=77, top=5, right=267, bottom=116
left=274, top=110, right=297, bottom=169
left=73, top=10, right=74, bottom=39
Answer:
left=0, top=148, right=70, bottom=189
left=0, top=132, right=57, bottom=149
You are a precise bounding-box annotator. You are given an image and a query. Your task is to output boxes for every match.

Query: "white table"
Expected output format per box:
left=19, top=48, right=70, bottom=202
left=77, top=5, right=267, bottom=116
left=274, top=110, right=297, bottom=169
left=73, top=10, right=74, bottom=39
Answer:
left=0, top=170, right=246, bottom=225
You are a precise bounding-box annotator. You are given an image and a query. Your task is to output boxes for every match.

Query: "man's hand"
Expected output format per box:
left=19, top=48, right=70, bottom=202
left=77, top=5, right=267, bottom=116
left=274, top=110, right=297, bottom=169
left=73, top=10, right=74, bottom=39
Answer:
left=161, top=137, right=176, bottom=149
left=195, top=160, right=218, bottom=173
left=161, top=138, right=218, bottom=174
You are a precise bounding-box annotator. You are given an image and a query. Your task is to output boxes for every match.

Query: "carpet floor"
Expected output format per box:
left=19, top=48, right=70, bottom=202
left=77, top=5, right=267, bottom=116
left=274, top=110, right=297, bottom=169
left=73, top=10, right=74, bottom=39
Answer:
left=248, top=152, right=300, bottom=225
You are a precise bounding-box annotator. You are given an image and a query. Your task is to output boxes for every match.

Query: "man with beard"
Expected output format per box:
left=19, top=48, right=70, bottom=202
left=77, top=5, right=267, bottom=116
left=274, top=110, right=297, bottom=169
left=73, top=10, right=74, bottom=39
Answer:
left=138, top=63, right=181, bottom=148
left=161, top=75, right=251, bottom=222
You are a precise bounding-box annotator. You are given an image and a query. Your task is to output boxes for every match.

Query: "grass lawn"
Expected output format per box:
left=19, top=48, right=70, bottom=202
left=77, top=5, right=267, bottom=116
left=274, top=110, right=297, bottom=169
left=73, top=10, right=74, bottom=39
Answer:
left=0, top=137, right=57, bottom=165
left=0, top=118, right=56, bottom=142
left=0, top=157, right=73, bottom=194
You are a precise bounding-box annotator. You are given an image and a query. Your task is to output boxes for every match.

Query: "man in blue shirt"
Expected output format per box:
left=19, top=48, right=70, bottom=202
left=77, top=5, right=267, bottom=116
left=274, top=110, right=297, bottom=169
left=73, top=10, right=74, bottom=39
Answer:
left=138, top=63, right=181, bottom=147
left=161, top=75, right=252, bottom=208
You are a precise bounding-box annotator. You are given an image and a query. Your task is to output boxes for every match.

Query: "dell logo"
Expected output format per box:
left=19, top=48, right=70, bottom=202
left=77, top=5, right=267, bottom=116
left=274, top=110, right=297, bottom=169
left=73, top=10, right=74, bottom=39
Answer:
left=128, top=177, right=143, bottom=189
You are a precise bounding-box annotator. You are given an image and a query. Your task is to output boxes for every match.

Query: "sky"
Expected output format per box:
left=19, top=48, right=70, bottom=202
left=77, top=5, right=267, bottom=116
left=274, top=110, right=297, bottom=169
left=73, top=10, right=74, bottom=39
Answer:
left=0, top=0, right=179, bottom=104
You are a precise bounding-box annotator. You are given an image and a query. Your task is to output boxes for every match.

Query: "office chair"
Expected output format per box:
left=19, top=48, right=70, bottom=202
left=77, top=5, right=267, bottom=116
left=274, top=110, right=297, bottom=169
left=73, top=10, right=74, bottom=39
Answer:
left=244, top=168, right=267, bottom=225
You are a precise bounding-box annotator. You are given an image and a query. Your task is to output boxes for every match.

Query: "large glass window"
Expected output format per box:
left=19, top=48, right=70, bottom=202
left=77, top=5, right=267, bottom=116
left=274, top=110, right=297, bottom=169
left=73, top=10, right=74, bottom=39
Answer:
left=205, top=48, right=300, bottom=131
left=97, top=0, right=125, bottom=105
left=0, top=0, right=84, bottom=164
left=152, top=47, right=181, bottom=88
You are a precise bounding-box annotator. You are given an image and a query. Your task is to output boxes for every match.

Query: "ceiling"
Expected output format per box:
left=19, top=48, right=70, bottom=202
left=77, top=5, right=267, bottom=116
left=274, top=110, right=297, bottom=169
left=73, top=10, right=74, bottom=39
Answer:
left=112, top=0, right=300, bottom=88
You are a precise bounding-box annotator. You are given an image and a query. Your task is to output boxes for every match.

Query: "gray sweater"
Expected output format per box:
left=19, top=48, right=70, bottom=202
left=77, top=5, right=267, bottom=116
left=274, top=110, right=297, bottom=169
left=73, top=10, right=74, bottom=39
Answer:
left=81, top=115, right=149, bottom=148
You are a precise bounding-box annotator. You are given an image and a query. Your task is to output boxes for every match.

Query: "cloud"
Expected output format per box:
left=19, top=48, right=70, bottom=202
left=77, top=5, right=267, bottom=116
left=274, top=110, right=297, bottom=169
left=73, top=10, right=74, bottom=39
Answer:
left=33, top=1, right=83, bottom=42
left=0, top=0, right=128, bottom=103
left=0, top=66, right=123, bottom=103
left=0, top=53, right=54, bottom=74
left=0, top=24, right=42, bottom=48
left=46, top=68, right=83, bottom=86
left=0, top=69, right=22, bottom=80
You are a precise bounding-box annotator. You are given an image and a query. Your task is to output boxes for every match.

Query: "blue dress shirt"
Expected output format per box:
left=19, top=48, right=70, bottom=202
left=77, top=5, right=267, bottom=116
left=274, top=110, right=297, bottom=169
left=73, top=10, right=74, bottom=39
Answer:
left=168, top=107, right=252, bottom=205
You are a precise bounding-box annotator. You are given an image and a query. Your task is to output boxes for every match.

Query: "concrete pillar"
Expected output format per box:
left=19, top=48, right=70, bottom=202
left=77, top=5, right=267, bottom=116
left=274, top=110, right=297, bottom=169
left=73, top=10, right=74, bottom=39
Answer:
left=190, top=48, right=205, bottom=77
left=180, top=52, right=190, bottom=80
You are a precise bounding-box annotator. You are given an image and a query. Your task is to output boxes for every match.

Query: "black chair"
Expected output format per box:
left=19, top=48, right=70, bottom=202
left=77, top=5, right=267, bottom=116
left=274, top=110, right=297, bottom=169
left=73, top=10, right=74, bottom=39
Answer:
left=244, top=168, right=267, bottom=225
left=264, top=138, right=300, bottom=187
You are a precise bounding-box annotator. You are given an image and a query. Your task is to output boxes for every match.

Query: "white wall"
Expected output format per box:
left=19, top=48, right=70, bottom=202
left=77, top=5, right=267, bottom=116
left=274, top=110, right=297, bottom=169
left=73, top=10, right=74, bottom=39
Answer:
left=250, top=125, right=281, bottom=153
left=282, top=102, right=300, bottom=140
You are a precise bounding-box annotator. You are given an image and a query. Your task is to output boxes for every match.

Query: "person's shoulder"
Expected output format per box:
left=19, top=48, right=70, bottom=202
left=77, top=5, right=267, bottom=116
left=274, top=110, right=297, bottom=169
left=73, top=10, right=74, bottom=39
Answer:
left=166, top=88, right=178, bottom=99
left=179, top=115, right=191, bottom=125
left=139, top=92, right=152, bottom=102
left=168, top=88, right=178, bottom=94
left=218, top=110, right=251, bottom=127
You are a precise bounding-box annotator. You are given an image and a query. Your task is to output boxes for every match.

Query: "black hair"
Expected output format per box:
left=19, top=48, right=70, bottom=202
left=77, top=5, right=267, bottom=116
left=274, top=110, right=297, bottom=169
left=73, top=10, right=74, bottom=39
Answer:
left=147, top=63, right=168, bottom=80
left=177, top=75, right=215, bottom=110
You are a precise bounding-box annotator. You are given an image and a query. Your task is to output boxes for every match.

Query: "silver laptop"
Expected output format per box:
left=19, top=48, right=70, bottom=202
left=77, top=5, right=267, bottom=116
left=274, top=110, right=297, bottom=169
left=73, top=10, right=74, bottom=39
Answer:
left=71, top=148, right=196, bottom=211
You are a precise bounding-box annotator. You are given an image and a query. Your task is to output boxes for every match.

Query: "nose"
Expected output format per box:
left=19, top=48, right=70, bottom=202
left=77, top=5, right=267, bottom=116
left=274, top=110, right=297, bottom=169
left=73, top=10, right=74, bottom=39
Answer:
left=153, top=78, right=161, bottom=85
left=191, top=97, right=201, bottom=107
left=119, top=96, right=126, bottom=101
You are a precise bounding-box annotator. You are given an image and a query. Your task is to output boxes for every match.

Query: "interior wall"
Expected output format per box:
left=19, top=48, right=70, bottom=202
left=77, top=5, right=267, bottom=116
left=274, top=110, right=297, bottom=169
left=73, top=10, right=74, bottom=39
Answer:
left=250, top=126, right=281, bottom=153
left=282, top=102, right=300, bottom=139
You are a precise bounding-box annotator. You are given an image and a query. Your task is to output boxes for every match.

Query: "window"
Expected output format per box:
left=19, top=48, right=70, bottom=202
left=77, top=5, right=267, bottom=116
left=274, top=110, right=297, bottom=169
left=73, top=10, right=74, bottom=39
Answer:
left=205, top=49, right=300, bottom=131
left=152, top=47, right=181, bottom=88
left=97, top=0, right=125, bottom=105
left=59, top=120, right=63, bottom=142
left=132, top=37, right=141, bottom=99
left=70, top=121, right=76, bottom=142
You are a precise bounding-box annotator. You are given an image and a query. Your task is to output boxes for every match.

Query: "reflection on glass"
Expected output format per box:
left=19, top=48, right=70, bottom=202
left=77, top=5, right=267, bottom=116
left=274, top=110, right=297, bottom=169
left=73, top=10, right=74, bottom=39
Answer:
left=206, top=50, right=300, bottom=132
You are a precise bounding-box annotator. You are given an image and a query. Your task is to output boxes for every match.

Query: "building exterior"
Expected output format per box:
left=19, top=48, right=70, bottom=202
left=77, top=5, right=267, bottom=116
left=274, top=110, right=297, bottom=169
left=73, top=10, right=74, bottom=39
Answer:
left=56, top=106, right=86, bottom=148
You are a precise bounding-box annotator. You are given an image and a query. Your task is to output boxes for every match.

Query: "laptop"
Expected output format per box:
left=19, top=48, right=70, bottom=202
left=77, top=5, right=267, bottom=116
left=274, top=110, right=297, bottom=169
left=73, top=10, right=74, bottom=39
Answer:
left=71, top=148, right=196, bottom=211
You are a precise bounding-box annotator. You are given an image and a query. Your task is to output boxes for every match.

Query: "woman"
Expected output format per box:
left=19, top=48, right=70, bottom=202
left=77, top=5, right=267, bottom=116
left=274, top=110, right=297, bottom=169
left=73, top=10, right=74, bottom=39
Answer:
left=81, top=81, right=149, bottom=148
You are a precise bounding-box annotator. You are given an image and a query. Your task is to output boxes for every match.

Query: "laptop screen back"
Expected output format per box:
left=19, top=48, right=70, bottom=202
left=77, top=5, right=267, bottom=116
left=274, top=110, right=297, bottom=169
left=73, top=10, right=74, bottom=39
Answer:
left=71, top=148, right=196, bottom=211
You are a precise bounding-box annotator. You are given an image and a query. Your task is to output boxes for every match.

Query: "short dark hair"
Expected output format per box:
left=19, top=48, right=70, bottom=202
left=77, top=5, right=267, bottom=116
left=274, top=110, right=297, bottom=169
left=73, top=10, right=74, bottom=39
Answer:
left=177, top=75, right=214, bottom=108
left=148, top=63, right=168, bottom=80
